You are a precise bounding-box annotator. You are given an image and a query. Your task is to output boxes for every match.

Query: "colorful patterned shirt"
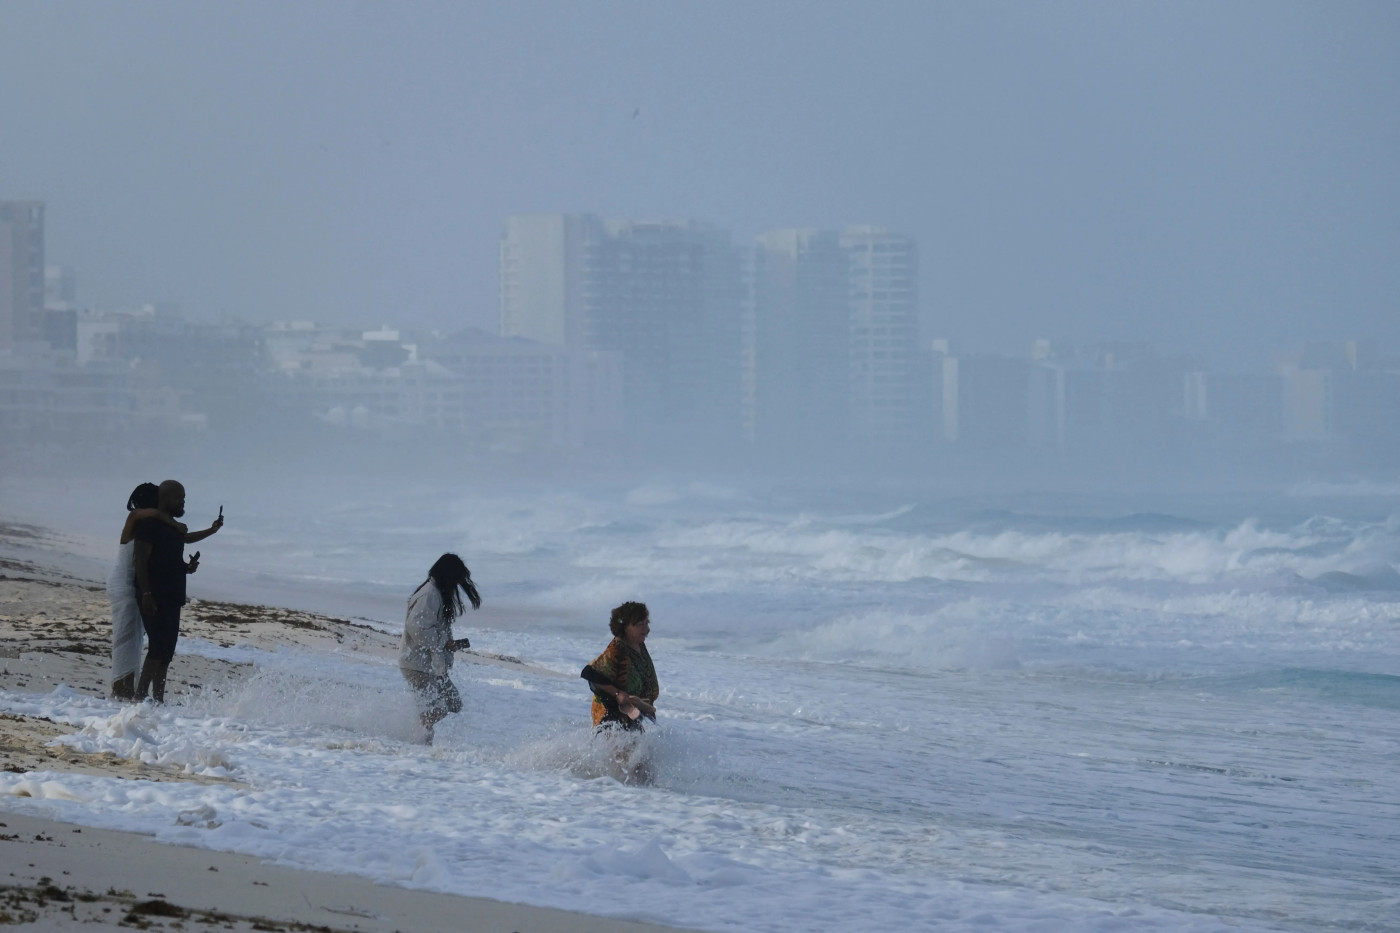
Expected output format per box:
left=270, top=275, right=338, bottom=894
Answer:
left=583, top=637, right=658, bottom=726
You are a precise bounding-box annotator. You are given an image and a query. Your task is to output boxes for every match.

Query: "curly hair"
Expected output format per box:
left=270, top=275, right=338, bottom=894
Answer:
left=609, top=601, right=649, bottom=639
left=126, top=483, right=159, bottom=511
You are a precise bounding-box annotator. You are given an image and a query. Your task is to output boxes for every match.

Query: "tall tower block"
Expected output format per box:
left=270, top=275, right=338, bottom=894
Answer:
left=0, top=201, right=45, bottom=350
left=499, top=214, right=601, bottom=347
left=841, top=226, right=919, bottom=447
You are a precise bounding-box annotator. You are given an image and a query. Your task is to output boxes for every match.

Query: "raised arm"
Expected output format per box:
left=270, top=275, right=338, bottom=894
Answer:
left=121, top=508, right=186, bottom=544
left=184, top=514, right=223, bottom=543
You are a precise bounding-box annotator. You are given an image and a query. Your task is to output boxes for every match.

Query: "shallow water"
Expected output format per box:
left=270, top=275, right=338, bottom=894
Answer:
left=2, top=476, right=1398, bottom=931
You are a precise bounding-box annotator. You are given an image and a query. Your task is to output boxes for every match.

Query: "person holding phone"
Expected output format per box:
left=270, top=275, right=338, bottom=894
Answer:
left=132, top=481, right=223, bottom=702
left=107, top=483, right=188, bottom=699
left=398, top=553, right=480, bottom=744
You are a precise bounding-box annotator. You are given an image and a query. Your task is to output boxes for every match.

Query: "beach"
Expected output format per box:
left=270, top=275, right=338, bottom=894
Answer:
left=0, top=525, right=695, bottom=933
left=0, top=810, right=686, bottom=932
left=2, top=477, right=1397, bottom=933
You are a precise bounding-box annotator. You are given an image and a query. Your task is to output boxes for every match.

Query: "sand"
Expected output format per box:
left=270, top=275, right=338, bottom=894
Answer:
left=0, top=521, right=696, bottom=932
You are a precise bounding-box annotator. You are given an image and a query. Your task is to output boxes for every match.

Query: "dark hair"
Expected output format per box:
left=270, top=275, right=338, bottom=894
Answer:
left=126, top=483, right=159, bottom=511
left=425, top=553, right=481, bottom=621
left=609, top=601, right=649, bottom=639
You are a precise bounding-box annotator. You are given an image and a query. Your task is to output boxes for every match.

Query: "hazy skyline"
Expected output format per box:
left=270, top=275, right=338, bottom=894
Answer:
left=2, top=1, right=1397, bottom=363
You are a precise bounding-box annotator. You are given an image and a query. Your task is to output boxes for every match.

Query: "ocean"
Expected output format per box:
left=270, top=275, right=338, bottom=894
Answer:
left=2, top=473, right=1398, bottom=932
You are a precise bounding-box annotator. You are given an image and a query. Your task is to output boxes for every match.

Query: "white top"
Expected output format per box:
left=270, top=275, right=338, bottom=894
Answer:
left=398, top=579, right=453, bottom=676
left=106, top=539, right=143, bottom=684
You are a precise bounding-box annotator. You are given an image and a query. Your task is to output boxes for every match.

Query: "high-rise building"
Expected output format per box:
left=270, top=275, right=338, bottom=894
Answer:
left=502, top=216, right=745, bottom=443
left=937, top=351, right=1032, bottom=452
left=499, top=215, right=921, bottom=452
left=841, top=226, right=920, bottom=447
left=499, top=214, right=602, bottom=347
left=584, top=220, right=745, bottom=442
left=0, top=201, right=45, bottom=350
left=751, top=229, right=850, bottom=452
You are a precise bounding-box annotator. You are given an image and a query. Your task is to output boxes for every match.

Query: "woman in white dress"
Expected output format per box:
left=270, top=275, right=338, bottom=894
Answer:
left=107, top=483, right=184, bottom=700
left=399, top=553, right=480, bottom=744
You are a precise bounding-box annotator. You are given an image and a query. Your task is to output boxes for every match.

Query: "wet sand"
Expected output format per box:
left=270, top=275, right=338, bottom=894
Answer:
left=0, top=809, right=685, bottom=932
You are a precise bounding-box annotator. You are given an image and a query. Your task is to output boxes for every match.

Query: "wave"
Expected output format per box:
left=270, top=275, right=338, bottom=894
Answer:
left=1196, top=668, right=1400, bottom=710
left=1306, top=567, right=1400, bottom=592
left=754, top=588, right=1400, bottom=676
left=170, top=472, right=1400, bottom=599
left=604, top=514, right=1400, bottom=591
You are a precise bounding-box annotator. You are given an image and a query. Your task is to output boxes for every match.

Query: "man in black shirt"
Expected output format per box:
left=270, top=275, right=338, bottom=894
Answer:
left=133, top=480, right=222, bottom=702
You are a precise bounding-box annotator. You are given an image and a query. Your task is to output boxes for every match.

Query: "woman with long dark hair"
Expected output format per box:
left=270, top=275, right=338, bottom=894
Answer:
left=398, top=553, right=481, bottom=744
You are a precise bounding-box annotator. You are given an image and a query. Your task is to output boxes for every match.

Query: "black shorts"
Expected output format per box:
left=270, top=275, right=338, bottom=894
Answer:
left=140, top=600, right=182, bottom=662
left=401, top=669, right=463, bottom=718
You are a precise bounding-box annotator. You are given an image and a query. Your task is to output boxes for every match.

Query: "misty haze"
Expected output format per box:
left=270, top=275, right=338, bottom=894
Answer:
left=1, top=4, right=1397, bottom=933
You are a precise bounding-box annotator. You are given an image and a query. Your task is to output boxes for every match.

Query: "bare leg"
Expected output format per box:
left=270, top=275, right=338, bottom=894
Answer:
left=136, top=657, right=169, bottom=703
left=626, top=757, right=653, bottom=786
left=150, top=661, right=169, bottom=704
left=112, top=673, right=136, bottom=701
left=601, top=726, right=651, bottom=785
left=419, top=710, right=447, bottom=745
left=136, top=656, right=158, bottom=700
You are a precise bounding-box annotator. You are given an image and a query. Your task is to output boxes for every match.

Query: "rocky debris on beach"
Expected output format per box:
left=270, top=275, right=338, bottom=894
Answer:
left=0, top=875, right=367, bottom=931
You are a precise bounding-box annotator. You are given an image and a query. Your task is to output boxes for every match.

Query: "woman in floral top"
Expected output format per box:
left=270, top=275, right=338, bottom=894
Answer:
left=580, top=601, right=658, bottom=732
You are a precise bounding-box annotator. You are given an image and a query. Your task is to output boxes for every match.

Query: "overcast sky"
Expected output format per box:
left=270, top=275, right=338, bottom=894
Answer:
left=2, top=1, right=1396, bottom=362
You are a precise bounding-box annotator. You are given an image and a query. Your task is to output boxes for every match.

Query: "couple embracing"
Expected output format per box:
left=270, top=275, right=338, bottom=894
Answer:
left=107, top=480, right=223, bottom=702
